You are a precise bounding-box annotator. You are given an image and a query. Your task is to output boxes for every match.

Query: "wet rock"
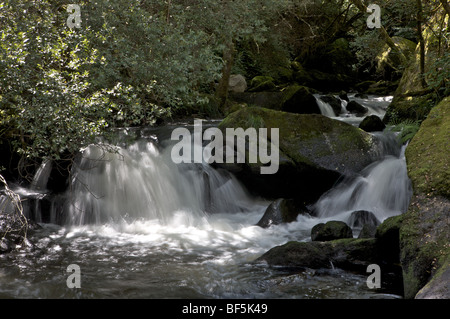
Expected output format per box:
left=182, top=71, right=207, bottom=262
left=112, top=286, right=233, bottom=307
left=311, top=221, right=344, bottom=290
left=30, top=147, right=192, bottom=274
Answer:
left=311, top=220, right=353, bottom=241
left=339, top=91, right=349, bottom=102
left=281, top=85, right=321, bottom=115
left=218, top=107, right=380, bottom=203
left=319, top=95, right=342, bottom=116
left=346, top=100, right=368, bottom=116
left=359, top=115, right=386, bottom=132
left=0, top=211, right=39, bottom=254
left=256, top=198, right=309, bottom=228
left=256, top=238, right=379, bottom=272
left=348, top=210, right=380, bottom=229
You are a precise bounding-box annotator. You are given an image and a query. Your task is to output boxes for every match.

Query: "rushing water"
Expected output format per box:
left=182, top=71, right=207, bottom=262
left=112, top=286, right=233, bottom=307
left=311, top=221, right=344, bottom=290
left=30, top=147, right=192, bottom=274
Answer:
left=0, top=95, right=410, bottom=299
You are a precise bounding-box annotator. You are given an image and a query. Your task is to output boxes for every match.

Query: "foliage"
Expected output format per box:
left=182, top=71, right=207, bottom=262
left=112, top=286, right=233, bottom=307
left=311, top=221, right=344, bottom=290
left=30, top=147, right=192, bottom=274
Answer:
left=425, top=51, right=450, bottom=97
left=0, top=0, right=291, bottom=168
left=388, top=118, right=422, bottom=144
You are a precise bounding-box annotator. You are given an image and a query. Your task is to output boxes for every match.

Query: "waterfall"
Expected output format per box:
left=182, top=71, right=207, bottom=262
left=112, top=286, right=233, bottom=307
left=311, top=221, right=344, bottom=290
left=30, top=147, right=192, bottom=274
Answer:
left=30, top=159, right=52, bottom=191
left=314, top=96, right=338, bottom=117
left=313, top=140, right=412, bottom=223
left=65, top=139, right=255, bottom=226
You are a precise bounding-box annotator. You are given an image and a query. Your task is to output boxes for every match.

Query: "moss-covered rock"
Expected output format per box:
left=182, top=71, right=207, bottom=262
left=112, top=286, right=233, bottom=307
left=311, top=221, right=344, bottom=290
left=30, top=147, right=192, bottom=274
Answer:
left=249, top=76, right=276, bottom=92
left=405, top=97, right=450, bottom=197
left=400, top=195, right=450, bottom=299
left=217, top=107, right=381, bottom=202
left=400, top=97, right=450, bottom=298
left=311, top=221, right=353, bottom=241
left=227, top=91, right=285, bottom=111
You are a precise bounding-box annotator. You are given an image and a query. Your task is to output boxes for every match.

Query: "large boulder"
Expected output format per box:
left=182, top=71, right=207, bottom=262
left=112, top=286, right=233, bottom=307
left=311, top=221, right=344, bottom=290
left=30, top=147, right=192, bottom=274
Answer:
left=400, top=97, right=450, bottom=299
left=217, top=107, right=382, bottom=203
left=311, top=221, right=353, bottom=241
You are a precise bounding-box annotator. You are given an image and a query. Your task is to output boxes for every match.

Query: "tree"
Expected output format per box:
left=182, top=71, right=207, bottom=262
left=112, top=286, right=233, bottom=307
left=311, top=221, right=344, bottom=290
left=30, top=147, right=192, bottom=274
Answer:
left=350, top=0, right=409, bottom=66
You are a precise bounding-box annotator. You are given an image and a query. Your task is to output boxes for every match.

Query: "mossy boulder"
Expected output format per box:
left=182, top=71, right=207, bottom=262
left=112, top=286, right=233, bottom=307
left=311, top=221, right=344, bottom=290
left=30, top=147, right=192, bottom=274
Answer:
left=217, top=107, right=381, bottom=202
left=249, top=76, right=276, bottom=92
left=400, top=97, right=450, bottom=298
left=405, top=97, right=450, bottom=197
left=400, top=195, right=450, bottom=299
left=311, top=221, right=353, bottom=241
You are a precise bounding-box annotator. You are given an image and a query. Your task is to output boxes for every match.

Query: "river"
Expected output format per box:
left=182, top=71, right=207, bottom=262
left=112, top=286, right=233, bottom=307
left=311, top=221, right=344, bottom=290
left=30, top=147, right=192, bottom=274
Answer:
left=0, top=94, right=411, bottom=299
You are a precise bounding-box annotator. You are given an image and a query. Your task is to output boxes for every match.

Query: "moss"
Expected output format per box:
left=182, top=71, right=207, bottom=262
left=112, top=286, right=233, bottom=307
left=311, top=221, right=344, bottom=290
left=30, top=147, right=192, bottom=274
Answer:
left=405, top=97, right=450, bottom=197
left=219, top=107, right=376, bottom=175
left=400, top=194, right=450, bottom=298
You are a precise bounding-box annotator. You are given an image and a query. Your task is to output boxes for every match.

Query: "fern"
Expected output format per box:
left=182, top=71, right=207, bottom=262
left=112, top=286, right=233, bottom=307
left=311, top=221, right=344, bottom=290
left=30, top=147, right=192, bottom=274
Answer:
left=388, top=119, right=421, bottom=144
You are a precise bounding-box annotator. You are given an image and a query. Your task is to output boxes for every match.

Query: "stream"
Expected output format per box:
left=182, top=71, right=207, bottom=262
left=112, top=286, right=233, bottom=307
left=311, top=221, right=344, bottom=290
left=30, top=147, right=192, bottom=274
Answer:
left=0, top=94, right=411, bottom=299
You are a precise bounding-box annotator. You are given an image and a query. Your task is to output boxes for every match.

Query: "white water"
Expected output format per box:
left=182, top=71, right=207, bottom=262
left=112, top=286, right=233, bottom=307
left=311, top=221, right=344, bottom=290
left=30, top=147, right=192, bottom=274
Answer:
left=315, top=94, right=393, bottom=126
left=313, top=143, right=412, bottom=223
left=0, top=96, right=410, bottom=298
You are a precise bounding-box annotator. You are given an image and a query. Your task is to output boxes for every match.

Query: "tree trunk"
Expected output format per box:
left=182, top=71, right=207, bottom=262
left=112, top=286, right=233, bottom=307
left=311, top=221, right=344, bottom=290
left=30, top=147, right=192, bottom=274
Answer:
left=417, top=0, right=427, bottom=88
left=215, top=40, right=235, bottom=113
